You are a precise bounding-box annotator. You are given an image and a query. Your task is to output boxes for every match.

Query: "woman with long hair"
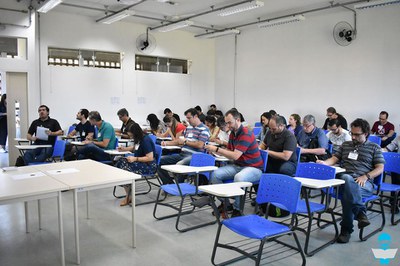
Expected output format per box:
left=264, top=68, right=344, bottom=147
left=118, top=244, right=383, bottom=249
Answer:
left=115, top=123, right=157, bottom=206
left=0, top=94, right=7, bottom=153
left=256, top=112, right=271, bottom=142
left=146, top=113, right=166, bottom=135
left=205, top=115, right=220, bottom=141
left=287, top=113, right=302, bottom=137
left=158, top=116, right=186, bottom=140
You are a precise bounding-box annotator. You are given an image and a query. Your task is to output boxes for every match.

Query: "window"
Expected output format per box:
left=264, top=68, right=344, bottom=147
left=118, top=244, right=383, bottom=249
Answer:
left=0, top=37, right=27, bottom=59
left=48, top=47, right=121, bottom=69
left=135, top=55, right=189, bottom=74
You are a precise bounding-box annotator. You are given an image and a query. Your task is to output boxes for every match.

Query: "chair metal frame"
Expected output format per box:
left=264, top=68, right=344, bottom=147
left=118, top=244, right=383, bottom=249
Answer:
left=380, top=152, right=400, bottom=225
left=28, top=139, right=67, bottom=165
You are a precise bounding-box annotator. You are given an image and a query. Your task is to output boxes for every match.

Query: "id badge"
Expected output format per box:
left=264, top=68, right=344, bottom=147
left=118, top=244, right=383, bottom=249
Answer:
left=348, top=151, right=358, bottom=160
left=188, top=133, right=193, bottom=138
left=82, top=132, right=86, bottom=136
left=98, top=133, right=102, bottom=138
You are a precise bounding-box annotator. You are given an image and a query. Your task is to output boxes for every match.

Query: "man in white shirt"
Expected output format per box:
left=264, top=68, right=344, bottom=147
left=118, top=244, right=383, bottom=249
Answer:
left=326, top=119, right=351, bottom=154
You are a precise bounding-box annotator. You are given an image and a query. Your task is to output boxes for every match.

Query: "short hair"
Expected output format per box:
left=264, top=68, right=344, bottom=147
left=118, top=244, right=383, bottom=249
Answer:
left=194, top=105, right=202, bottom=112
left=210, top=104, right=216, bottom=109
left=328, top=119, right=340, bottom=128
left=184, top=108, right=198, bottom=117
left=291, top=114, right=301, bottom=126
left=215, top=110, right=223, bottom=117
left=216, top=116, right=226, bottom=128
left=303, top=114, right=316, bottom=125
left=205, top=115, right=216, bottom=126
left=326, top=107, right=337, bottom=114
left=163, top=116, right=171, bottom=123
left=164, top=108, right=172, bottom=114
left=206, top=109, right=216, bottom=116
left=38, top=105, right=49, bottom=112
left=225, top=108, right=241, bottom=120
left=117, top=108, right=129, bottom=117
left=351, top=118, right=370, bottom=138
left=271, top=115, right=286, bottom=127
left=88, top=111, right=102, bottom=122
left=80, top=109, right=89, bottom=119
left=380, top=111, right=389, bottom=119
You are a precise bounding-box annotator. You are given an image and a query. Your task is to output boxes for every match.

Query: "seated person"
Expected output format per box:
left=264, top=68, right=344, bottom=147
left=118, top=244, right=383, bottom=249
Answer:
left=164, top=108, right=181, bottom=122
left=206, top=108, right=263, bottom=218
left=260, top=115, right=297, bottom=176
left=256, top=112, right=271, bottom=142
left=326, top=119, right=351, bottom=154
left=213, top=116, right=230, bottom=147
left=158, top=116, right=186, bottom=140
left=77, top=111, right=116, bottom=161
left=322, top=107, right=348, bottom=130
left=297, top=114, right=330, bottom=162
left=116, top=108, right=136, bottom=139
left=115, top=123, right=157, bottom=206
left=371, top=111, right=396, bottom=148
left=147, top=113, right=167, bottom=135
left=157, top=108, right=210, bottom=184
left=21, top=105, right=63, bottom=165
left=205, top=115, right=220, bottom=141
left=287, top=113, right=302, bottom=137
left=195, top=105, right=206, bottom=123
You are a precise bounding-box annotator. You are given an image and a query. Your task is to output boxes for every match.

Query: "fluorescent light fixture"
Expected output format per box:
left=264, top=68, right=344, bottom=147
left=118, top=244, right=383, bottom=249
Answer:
left=258, top=15, right=305, bottom=28
left=37, top=0, right=63, bottom=13
left=354, top=0, right=400, bottom=9
left=196, top=29, right=240, bottom=39
left=157, top=20, right=194, bottom=32
left=98, top=10, right=134, bottom=24
left=218, top=0, right=264, bottom=16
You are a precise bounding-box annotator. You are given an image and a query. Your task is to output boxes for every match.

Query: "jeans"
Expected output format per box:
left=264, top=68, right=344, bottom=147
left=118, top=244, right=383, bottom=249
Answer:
left=157, top=153, right=192, bottom=184
left=23, top=147, right=53, bottom=164
left=337, top=174, right=373, bottom=233
left=211, top=165, right=262, bottom=210
left=77, top=143, right=111, bottom=161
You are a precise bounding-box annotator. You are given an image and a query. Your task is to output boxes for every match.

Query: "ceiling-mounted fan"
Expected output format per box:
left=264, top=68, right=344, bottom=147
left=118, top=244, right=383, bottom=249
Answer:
left=333, top=21, right=355, bottom=46
left=136, top=31, right=156, bottom=54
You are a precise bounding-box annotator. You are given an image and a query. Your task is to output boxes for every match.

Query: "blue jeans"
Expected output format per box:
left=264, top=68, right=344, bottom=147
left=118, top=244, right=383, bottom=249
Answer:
left=77, top=143, right=111, bottom=161
left=211, top=165, right=262, bottom=210
left=337, top=174, right=373, bottom=233
left=23, top=147, right=53, bottom=164
left=157, top=153, right=192, bottom=184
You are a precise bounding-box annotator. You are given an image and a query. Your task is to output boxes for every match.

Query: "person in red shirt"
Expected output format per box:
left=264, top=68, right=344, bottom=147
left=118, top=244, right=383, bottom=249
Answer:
left=371, top=111, right=395, bottom=148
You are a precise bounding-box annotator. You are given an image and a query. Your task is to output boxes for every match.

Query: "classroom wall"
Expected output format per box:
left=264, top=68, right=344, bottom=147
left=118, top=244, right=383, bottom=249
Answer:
left=215, top=6, right=400, bottom=129
left=39, top=12, right=215, bottom=129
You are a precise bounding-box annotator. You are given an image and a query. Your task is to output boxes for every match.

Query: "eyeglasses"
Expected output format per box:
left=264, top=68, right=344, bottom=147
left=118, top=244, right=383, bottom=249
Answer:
left=350, top=132, right=364, bottom=136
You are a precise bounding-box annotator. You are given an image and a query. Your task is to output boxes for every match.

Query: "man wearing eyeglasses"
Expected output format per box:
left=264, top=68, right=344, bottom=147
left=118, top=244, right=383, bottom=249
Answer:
left=371, top=111, right=395, bottom=148
left=19, top=105, right=63, bottom=165
left=326, top=119, right=351, bottom=154
left=116, top=108, right=136, bottom=139
left=322, top=107, right=348, bottom=130
left=318, top=118, right=385, bottom=243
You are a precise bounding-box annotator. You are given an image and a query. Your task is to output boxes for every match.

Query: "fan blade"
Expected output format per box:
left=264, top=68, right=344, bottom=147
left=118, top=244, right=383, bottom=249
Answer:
left=141, top=40, right=149, bottom=50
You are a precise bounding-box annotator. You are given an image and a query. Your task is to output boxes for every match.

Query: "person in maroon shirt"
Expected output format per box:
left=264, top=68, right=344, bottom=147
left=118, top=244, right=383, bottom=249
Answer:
left=371, top=111, right=395, bottom=148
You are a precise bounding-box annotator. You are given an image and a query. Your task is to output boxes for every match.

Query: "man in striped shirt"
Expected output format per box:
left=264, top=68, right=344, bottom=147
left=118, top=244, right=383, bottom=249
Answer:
left=206, top=108, right=263, bottom=217
left=318, top=118, right=385, bottom=243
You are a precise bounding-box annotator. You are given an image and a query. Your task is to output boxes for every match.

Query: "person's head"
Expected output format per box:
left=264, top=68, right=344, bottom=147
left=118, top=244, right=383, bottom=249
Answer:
left=0, top=94, right=6, bottom=107
left=225, top=108, right=241, bottom=132
left=76, top=108, right=89, bottom=121
left=328, top=119, right=341, bottom=135
left=215, top=110, right=223, bottom=117
left=163, top=108, right=173, bottom=118
left=206, top=109, right=216, bottom=116
left=163, top=115, right=177, bottom=128
left=88, top=111, right=102, bottom=126
left=379, top=111, right=389, bottom=125
left=260, top=112, right=272, bottom=127
left=205, top=115, right=216, bottom=128
left=146, top=113, right=160, bottom=131
left=326, top=107, right=338, bottom=120
left=194, top=105, right=202, bottom=114
left=209, top=104, right=216, bottom=111
left=38, top=105, right=50, bottom=119
left=117, top=108, right=129, bottom=123
left=217, top=116, right=228, bottom=132
left=269, top=109, right=277, bottom=116
left=289, top=114, right=301, bottom=127
left=350, top=118, right=370, bottom=145
left=184, top=108, right=199, bottom=127
left=128, top=123, right=145, bottom=144
left=302, top=114, right=316, bottom=134
left=269, top=115, right=286, bottom=135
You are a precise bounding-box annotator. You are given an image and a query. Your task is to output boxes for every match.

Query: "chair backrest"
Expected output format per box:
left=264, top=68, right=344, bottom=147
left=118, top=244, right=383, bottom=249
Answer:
left=190, top=153, right=216, bottom=180
left=254, top=122, right=262, bottom=127
left=155, top=144, right=162, bottom=165
left=67, top=125, right=76, bottom=134
left=256, top=173, right=301, bottom=214
left=368, top=135, right=382, bottom=146
left=324, top=129, right=329, bottom=135
left=94, top=126, right=98, bottom=139
left=260, top=149, right=268, bottom=173
left=383, top=152, right=400, bottom=174
left=148, top=134, right=157, bottom=144
left=52, top=139, right=67, bottom=161
left=328, top=143, right=333, bottom=154
left=114, top=138, right=119, bottom=149
left=253, top=127, right=261, bottom=137
left=295, top=162, right=336, bottom=180
left=296, top=146, right=301, bottom=164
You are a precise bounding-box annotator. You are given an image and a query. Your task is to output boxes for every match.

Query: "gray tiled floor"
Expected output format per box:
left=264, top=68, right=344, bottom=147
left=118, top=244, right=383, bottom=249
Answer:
left=0, top=182, right=399, bottom=266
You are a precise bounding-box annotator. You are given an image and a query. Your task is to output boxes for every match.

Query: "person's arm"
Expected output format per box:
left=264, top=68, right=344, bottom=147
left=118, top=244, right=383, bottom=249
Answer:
left=27, top=133, right=37, bottom=142
left=355, top=163, right=384, bottom=187
left=206, top=144, right=243, bottom=161
left=268, top=150, right=293, bottom=161
left=118, top=145, right=134, bottom=152
left=47, top=129, right=63, bottom=136
left=92, top=138, right=110, bottom=148
left=68, top=129, right=77, bottom=138
left=316, top=155, right=339, bottom=166
left=126, top=151, right=154, bottom=163
left=382, top=129, right=395, bottom=141
left=301, top=147, right=327, bottom=155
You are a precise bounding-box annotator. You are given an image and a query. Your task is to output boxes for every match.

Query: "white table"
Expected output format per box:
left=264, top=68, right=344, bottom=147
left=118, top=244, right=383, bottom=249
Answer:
left=32, top=160, right=141, bottom=264
left=15, top=144, right=53, bottom=157
left=161, top=165, right=218, bottom=174
left=157, top=137, right=172, bottom=141
left=104, top=150, right=131, bottom=156
left=294, top=177, right=345, bottom=189
left=199, top=182, right=253, bottom=197
left=14, top=137, right=31, bottom=145
left=118, top=138, right=133, bottom=147
left=161, top=145, right=182, bottom=150
left=70, top=141, right=86, bottom=146
left=0, top=166, right=68, bottom=266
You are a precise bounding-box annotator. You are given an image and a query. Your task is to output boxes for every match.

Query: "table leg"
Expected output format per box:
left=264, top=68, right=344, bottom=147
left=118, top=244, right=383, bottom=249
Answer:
left=86, top=191, right=90, bottom=219
left=57, top=191, right=65, bottom=266
left=38, top=199, right=42, bottom=230
left=131, top=180, right=136, bottom=248
left=24, top=201, right=29, bottom=233
left=73, top=190, right=80, bottom=264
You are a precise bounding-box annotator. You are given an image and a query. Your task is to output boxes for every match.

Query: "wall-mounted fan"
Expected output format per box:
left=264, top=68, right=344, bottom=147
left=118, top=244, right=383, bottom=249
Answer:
left=333, top=21, right=355, bottom=46
left=136, top=32, right=156, bottom=54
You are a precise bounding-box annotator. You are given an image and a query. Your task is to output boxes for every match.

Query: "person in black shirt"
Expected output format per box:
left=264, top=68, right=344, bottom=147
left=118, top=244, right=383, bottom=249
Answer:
left=68, top=109, right=95, bottom=141
left=116, top=108, right=136, bottom=139
left=163, top=108, right=181, bottom=122
left=322, top=107, right=348, bottom=130
left=23, top=105, right=63, bottom=164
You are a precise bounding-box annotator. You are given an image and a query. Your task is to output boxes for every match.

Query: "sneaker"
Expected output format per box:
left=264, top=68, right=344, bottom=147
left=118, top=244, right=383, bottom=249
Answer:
left=231, top=209, right=242, bottom=218
left=337, top=228, right=351, bottom=243
left=0, top=148, right=5, bottom=153
left=357, top=212, right=370, bottom=229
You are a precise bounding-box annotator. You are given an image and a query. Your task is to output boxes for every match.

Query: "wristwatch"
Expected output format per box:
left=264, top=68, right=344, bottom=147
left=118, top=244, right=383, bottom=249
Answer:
left=183, top=140, right=187, bottom=146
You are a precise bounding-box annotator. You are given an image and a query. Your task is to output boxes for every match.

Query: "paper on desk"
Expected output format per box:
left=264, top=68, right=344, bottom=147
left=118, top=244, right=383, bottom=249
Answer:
left=36, top=127, right=49, bottom=141
left=12, top=172, right=46, bottom=180
left=46, top=168, right=80, bottom=175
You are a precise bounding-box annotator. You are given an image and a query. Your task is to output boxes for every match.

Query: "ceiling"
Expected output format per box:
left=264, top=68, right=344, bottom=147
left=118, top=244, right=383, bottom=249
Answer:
left=1, top=0, right=368, bottom=35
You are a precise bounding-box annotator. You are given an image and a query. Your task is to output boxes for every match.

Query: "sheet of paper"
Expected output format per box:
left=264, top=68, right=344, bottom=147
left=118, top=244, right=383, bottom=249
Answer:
left=46, top=168, right=80, bottom=175
left=36, top=127, right=49, bottom=141
left=12, top=172, right=46, bottom=180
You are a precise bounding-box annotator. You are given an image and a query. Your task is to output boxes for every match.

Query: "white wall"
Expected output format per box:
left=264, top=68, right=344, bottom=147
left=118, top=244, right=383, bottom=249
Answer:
left=39, top=12, right=215, bottom=129
left=215, top=6, right=400, bottom=129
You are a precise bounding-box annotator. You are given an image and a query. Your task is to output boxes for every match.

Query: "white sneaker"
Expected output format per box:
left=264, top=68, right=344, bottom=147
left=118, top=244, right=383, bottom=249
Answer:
left=0, top=148, right=5, bottom=153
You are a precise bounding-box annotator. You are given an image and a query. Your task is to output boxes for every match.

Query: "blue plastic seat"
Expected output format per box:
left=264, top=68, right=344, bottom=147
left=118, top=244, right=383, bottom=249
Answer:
left=380, top=152, right=400, bottom=225
left=153, top=153, right=217, bottom=232
left=368, top=135, right=382, bottom=146
left=254, top=122, right=262, bottom=127
left=28, top=139, right=67, bottom=165
left=67, top=125, right=76, bottom=135
left=211, top=174, right=306, bottom=266
left=148, top=134, right=157, bottom=144
left=252, top=127, right=261, bottom=137
left=99, top=137, right=119, bottom=165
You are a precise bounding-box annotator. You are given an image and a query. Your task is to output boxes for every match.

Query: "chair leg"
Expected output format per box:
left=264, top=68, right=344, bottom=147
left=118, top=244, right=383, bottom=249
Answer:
left=359, top=198, right=386, bottom=241
left=211, top=223, right=223, bottom=266
left=113, top=186, right=125, bottom=199
left=293, top=232, right=307, bottom=266
left=391, top=192, right=400, bottom=225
